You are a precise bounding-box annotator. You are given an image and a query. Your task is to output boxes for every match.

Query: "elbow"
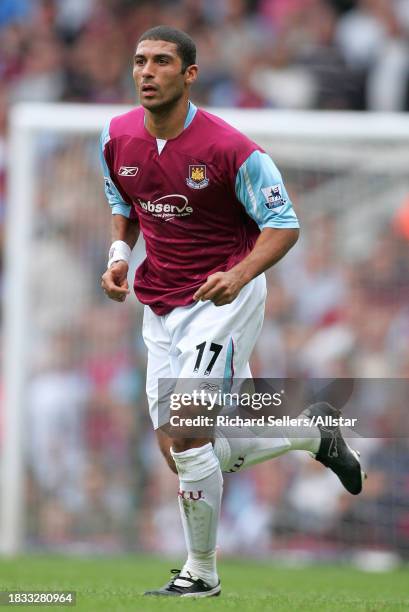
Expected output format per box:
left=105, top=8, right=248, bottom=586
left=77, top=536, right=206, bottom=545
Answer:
left=288, top=227, right=300, bottom=249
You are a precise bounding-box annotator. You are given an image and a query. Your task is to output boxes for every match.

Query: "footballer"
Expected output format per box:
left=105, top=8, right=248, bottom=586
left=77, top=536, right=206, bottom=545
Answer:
left=100, top=26, right=366, bottom=598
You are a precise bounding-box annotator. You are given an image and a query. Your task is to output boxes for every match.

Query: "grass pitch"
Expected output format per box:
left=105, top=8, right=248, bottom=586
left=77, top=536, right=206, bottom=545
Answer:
left=0, top=555, right=408, bottom=611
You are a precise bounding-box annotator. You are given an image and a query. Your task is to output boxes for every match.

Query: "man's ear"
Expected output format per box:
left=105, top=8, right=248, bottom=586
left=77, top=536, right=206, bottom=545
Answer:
left=185, top=64, right=198, bottom=85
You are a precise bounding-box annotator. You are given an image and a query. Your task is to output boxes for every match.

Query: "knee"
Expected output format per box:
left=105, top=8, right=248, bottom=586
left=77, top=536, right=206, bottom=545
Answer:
left=157, top=436, right=212, bottom=473
left=171, top=437, right=212, bottom=453
left=161, top=448, right=178, bottom=474
left=171, top=437, right=195, bottom=453
left=162, top=438, right=196, bottom=471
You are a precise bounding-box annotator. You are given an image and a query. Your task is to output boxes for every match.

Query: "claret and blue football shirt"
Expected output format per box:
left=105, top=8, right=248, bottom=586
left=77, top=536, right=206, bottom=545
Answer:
left=100, top=101, right=299, bottom=315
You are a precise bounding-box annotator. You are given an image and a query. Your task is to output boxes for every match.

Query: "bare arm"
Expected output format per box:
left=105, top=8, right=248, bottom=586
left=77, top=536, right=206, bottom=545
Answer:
left=110, top=213, right=140, bottom=246
left=101, top=214, right=140, bottom=303
left=193, top=227, right=299, bottom=306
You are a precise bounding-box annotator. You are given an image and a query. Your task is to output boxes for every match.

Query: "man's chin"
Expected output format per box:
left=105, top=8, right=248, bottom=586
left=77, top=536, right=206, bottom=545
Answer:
left=139, top=94, right=183, bottom=113
left=140, top=97, right=165, bottom=111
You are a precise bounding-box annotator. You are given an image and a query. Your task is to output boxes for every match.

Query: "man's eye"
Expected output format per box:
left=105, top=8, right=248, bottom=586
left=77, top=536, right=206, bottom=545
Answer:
left=134, top=59, right=144, bottom=66
left=158, top=58, right=168, bottom=64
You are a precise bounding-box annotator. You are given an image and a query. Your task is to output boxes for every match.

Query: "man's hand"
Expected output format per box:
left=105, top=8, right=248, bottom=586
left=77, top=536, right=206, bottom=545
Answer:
left=193, top=228, right=299, bottom=307
left=101, top=260, right=130, bottom=302
left=193, top=270, right=245, bottom=307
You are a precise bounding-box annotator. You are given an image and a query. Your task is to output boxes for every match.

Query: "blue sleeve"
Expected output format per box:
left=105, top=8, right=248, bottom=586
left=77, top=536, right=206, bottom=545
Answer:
left=235, top=150, right=299, bottom=230
left=100, top=123, right=131, bottom=218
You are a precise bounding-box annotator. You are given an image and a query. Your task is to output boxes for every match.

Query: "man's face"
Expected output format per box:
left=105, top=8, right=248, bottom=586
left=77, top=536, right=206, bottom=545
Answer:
left=133, top=40, right=197, bottom=111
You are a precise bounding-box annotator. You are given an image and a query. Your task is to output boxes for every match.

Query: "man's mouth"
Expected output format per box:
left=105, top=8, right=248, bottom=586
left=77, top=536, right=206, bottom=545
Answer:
left=141, top=84, right=158, bottom=96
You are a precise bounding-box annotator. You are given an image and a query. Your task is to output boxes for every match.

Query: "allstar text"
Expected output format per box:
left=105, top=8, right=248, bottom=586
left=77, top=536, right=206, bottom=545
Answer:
left=169, top=415, right=358, bottom=428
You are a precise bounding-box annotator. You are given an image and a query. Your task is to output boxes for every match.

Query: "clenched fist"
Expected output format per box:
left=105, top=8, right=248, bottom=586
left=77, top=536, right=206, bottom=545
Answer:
left=101, top=260, right=130, bottom=303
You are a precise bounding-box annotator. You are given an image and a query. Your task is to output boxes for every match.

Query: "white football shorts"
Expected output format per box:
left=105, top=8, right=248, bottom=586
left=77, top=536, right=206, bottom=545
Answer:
left=142, top=274, right=267, bottom=429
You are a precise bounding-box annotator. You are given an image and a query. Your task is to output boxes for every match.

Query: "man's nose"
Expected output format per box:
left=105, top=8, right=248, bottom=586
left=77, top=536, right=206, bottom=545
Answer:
left=141, top=60, right=154, bottom=78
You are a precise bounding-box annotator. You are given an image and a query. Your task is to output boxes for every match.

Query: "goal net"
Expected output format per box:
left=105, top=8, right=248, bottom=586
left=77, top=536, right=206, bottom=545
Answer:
left=2, top=104, right=409, bottom=563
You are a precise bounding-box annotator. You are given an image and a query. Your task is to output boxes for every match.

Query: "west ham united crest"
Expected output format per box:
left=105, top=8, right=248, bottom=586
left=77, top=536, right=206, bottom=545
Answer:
left=186, top=165, right=209, bottom=189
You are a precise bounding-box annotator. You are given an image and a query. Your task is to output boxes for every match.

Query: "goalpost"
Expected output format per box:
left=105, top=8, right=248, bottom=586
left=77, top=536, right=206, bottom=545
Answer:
left=2, top=103, right=409, bottom=555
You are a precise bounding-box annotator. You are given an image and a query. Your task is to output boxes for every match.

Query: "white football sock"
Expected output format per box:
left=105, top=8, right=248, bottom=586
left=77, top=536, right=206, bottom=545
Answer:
left=171, top=443, right=222, bottom=587
left=214, top=423, right=321, bottom=472
left=284, top=424, right=321, bottom=454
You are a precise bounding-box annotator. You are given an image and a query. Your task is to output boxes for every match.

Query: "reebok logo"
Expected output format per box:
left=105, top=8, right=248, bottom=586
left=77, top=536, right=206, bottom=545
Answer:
left=118, top=166, right=139, bottom=176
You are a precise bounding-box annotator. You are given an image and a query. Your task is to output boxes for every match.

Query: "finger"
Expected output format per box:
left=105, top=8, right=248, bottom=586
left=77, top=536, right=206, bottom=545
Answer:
left=213, top=289, right=239, bottom=307
left=106, top=292, right=127, bottom=302
left=112, top=276, right=130, bottom=292
left=203, top=287, right=226, bottom=302
left=103, top=282, right=130, bottom=295
left=193, top=277, right=220, bottom=301
left=105, top=288, right=129, bottom=297
left=101, top=276, right=117, bottom=291
left=114, top=274, right=130, bottom=292
left=102, top=270, right=129, bottom=291
left=103, top=289, right=130, bottom=302
left=199, top=280, right=231, bottom=302
left=213, top=296, right=231, bottom=307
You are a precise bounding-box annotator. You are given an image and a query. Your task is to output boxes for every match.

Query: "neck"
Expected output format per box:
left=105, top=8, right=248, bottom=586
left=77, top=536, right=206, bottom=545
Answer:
left=144, top=96, right=190, bottom=139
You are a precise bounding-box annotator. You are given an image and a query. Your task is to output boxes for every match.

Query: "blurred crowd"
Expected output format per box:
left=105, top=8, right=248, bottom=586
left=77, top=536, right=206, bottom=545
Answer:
left=0, top=0, right=409, bottom=560
left=1, top=0, right=409, bottom=111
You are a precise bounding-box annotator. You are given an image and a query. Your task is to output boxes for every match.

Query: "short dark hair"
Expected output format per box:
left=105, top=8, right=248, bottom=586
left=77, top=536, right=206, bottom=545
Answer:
left=137, top=25, right=196, bottom=72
